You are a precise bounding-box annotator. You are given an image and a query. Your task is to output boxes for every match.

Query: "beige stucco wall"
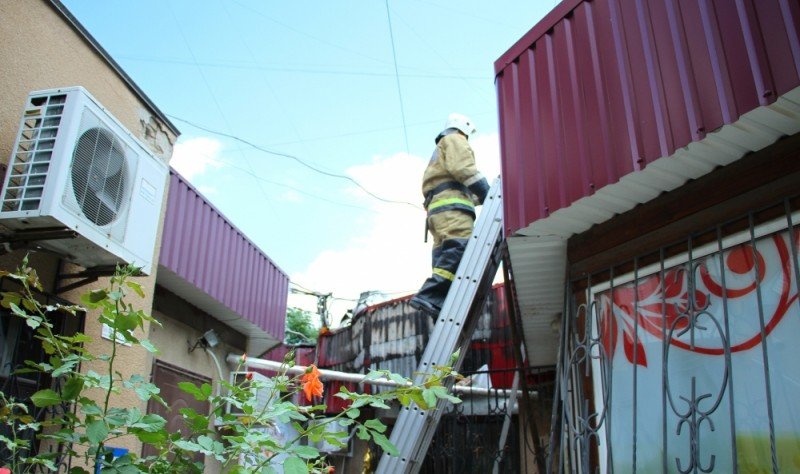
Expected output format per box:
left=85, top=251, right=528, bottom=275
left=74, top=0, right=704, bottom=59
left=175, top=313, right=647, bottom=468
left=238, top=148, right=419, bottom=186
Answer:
left=0, top=0, right=178, bottom=461
left=149, top=308, right=246, bottom=474
left=0, top=1, right=175, bottom=164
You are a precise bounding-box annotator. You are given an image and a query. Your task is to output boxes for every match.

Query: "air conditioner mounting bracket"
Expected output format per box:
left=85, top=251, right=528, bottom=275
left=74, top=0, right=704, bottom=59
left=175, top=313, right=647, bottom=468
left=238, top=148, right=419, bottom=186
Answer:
left=0, top=227, right=79, bottom=256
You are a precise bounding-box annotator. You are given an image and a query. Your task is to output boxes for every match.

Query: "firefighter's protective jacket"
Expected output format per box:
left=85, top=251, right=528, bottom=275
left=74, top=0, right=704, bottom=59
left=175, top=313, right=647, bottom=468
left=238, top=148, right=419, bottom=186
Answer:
left=421, top=131, right=486, bottom=217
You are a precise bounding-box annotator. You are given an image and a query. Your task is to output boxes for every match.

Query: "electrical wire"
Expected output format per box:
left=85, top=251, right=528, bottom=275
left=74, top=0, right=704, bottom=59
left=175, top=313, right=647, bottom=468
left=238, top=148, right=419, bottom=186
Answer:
left=168, top=114, right=423, bottom=209
left=230, top=0, right=396, bottom=69
left=216, top=0, right=317, bottom=172
left=177, top=149, right=379, bottom=214
left=116, top=55, right=487, bottom=80
left=385, top=0, right=411, bottom=155
left=388, top=8, right=493, bottom=103
left=165, top=0, right=280, bottom=220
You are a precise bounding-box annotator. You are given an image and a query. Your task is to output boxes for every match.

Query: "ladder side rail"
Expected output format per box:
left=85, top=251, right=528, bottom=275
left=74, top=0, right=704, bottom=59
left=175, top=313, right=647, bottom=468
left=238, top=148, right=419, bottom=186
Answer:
left=411, top=183, right=504, bottom=382
left=380, top=180, right=503, bottom=472
left=378, top=179, right=503, bottom=474
left=402, top=240, right=503, bottom=472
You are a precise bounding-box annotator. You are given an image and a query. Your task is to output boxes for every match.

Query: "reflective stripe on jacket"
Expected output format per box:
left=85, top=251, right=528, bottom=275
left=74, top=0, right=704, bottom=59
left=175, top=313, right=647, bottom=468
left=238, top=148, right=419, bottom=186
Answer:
left=422, top=132, right=484, bottom=217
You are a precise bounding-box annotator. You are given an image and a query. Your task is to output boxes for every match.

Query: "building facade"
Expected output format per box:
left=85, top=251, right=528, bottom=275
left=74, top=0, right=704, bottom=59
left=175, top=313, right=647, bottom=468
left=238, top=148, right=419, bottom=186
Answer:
left=495, top=0, right=800, bottom=471
left=0, top=1, right=289, bottom=471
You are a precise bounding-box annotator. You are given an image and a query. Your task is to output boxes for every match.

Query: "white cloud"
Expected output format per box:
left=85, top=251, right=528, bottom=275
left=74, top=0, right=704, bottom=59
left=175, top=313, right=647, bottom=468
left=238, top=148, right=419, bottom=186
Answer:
left=470, top=132, right=502, bottom=184
left=280, top=189, right=303, bottom=203
left=290, top=134, right=503, bottom=326
left=197, top=185, right=217, bottom=196
left=170, top=136, right=224, bottom=181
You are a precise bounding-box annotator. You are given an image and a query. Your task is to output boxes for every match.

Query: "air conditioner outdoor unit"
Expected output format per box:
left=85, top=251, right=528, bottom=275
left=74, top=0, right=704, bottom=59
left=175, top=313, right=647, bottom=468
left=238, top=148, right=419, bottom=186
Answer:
left=0, top=87, right=168, bottom=275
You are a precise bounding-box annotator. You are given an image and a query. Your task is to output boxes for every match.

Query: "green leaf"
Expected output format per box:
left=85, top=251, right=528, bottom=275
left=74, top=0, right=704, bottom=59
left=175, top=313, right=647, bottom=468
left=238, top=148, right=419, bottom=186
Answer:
left=9, top=302, right=27, bottom=317
left=139, top=339, right=160, bottom=354
left=372, top=432, right=398, bottom=457
left=125, top=281, right=145, bottom=298
left=173, top=439, right=202, bottom=452
left=80, top=399, right=103, bottom=416
left=410, top=391, right=430, bottom=410
left=83, top=289, right=108, bottom=304
left=291, top=445, right=319, bottom=459
left=388, top=373, right=408, bottom=385
left=345, top=408, right=360, bottom=419
left=200, top=382, right=212, bottom=398
left=86, top=419, right=108, bottom=445
left=362, top=370, right=386, bottom=382
left=51, top=359, right=79, bottom=378
left=30, top=389, right=61, bottom=407
left=61, top=377, right=84, bottom=401
left=364, top=419, right=387, bottom=433
left=397, top=393, right=411, bottom=407
left=21, top=298, right=39, bottom=312
left=114, top=312, right=139, bottom=332
left=355, top=425, right=370, bottom=441
left=133, top=414, right=166, bottom=432
left=25, top=314, right=43, bottom=330
left=449, top=349, right=461, bottom=366
left=422, top=388, right=437, bottom=409
left=282, top=456, right=309, bottom=474
left=135, top=430, right=166, bottom=444
left=431, top=385, right=461, bottom=404
left=369, top=399, right=391, bottom=409
left=0, top=291, right=21, bottom=309
left=178, top=381, right=208, bottom=401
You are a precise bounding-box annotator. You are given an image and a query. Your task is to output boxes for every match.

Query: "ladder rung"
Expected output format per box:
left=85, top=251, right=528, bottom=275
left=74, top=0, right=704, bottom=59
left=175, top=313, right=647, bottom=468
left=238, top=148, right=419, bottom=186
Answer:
left=377, top=177, right=504, bottom=474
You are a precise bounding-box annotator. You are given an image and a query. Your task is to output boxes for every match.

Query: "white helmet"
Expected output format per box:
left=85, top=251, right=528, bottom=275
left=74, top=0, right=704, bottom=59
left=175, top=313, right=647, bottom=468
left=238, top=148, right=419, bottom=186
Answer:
left=443, top=113, right=476, bottom=137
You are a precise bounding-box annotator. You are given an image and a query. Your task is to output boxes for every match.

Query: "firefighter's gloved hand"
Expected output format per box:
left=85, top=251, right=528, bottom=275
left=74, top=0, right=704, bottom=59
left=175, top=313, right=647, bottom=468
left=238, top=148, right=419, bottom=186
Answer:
left=468, top=178, right=490, bottom=205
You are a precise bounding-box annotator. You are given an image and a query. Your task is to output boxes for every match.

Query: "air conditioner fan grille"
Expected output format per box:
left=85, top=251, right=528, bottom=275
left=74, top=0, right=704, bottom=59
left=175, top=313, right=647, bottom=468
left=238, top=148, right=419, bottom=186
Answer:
left=71, top=127, right=128, bottom=226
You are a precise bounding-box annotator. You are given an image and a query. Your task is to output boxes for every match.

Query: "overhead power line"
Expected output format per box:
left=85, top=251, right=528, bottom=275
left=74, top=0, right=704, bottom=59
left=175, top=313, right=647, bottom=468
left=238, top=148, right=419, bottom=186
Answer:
left=168, top=114, right=422, bottom=210
left=117, top=56, right=488, bottom=80
left=385, top=0, right=410, bottom=155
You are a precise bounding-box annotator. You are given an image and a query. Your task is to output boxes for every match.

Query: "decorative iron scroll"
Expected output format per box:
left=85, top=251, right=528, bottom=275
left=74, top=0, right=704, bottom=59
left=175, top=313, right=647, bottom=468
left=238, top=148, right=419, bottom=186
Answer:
left=552, top=224, right=800, bottom=473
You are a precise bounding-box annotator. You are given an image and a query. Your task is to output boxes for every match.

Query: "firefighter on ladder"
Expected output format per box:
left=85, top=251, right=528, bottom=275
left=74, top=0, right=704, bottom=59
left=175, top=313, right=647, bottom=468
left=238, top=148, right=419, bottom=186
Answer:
left=410, top=113, right=490, bottom=316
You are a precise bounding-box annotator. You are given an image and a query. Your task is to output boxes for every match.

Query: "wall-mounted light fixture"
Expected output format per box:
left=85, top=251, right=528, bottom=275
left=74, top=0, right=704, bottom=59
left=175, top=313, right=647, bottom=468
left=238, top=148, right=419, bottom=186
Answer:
left=189, top=329, right=220, bottom=352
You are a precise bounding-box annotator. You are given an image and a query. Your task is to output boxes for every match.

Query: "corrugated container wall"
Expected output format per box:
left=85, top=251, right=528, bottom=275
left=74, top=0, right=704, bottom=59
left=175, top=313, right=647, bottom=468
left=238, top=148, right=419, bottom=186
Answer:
left=495, top=0, right=800, bottom=236
left=160, top=170, right=289, bottom=339
left=261, top=286, right=517, bottom=413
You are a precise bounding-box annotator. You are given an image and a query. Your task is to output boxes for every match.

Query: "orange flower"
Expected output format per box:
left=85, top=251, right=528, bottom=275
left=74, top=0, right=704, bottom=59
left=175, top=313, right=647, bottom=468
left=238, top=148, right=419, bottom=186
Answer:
left=326, top=467, right=335, bottom=473
left=301, top=364, right=324, bottom=401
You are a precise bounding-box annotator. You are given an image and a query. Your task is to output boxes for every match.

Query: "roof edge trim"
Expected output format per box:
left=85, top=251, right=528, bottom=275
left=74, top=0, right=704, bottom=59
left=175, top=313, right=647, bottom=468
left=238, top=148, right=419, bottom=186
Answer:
left=494, top=0, right=583, bottom=76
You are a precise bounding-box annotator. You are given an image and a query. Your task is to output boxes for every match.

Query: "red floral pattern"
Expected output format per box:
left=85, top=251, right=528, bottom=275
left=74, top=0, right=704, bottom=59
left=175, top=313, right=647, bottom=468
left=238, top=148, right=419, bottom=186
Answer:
left=598, top=233, right=799, bottom=366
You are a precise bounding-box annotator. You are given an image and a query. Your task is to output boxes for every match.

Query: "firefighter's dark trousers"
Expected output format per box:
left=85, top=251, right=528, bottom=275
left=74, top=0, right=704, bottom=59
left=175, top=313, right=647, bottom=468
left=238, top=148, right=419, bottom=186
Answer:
left=410, top=210, right=473, bottom=315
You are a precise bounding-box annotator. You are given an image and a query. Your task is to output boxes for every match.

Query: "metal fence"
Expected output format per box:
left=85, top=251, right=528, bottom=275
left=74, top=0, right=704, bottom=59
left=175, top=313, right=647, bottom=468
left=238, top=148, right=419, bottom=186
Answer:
left=551, top=198, right=800, bottom=473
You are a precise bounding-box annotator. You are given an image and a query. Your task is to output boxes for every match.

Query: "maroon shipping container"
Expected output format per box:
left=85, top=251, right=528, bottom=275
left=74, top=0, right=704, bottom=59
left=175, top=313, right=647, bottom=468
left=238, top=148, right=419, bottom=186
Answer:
left=496, top=0, right=800, bottom=237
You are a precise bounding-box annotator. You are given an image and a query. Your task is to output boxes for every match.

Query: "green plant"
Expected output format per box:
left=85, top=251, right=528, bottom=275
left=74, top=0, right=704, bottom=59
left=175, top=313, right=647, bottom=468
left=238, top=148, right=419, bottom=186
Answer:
left=284, top=308, right=318, bottom=345
left=0, top=259, right=462, bottom=473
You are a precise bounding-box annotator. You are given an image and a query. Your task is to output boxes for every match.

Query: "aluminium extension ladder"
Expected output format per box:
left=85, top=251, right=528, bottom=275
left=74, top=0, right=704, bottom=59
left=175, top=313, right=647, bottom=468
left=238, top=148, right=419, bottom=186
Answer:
left=376, top=177, right=504, bottom=474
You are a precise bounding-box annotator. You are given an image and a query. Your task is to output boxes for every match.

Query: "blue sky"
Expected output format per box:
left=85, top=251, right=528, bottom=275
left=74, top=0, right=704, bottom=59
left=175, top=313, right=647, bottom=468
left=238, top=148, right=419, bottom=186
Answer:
left=62, top=0, right=555, bottom=321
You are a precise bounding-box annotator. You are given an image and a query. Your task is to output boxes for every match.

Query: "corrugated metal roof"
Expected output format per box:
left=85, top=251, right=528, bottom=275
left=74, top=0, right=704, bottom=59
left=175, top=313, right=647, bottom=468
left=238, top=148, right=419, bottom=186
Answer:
left=158, top=170, right=289, bottom=356
left=496, top=0, right=800, bottom=366
left=496, top=0, right=800, bottom=236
